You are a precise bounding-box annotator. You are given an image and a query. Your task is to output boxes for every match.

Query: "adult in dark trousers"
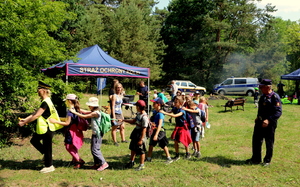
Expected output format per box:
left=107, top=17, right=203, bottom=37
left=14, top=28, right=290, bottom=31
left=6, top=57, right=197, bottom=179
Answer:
left=18, top=81, right=63, bottom=173
left=136, top=81, right=149, bottom=111
left=246, top=79, right=282, bottom=166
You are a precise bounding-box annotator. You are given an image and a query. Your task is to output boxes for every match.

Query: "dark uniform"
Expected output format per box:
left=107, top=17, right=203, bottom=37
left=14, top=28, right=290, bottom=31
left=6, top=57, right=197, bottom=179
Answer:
left=250, top=81, right=282, bottom=165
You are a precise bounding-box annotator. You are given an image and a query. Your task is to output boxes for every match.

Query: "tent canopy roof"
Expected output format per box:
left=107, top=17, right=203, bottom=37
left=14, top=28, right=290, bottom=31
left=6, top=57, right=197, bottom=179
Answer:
left=42, top=44, right=150, bottom=78
left=281, top=68, right=300, bottom=80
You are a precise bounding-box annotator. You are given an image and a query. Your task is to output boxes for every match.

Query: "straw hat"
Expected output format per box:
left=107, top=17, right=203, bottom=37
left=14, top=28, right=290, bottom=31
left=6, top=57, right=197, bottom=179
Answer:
left=86, top=97, right=99, bottom=107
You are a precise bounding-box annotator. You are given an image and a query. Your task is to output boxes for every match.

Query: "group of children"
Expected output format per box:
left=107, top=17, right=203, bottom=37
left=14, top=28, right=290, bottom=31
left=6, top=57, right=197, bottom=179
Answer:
left=47, top=91, right=209, bottom=172
left=124, top=90, right=210, bottom=171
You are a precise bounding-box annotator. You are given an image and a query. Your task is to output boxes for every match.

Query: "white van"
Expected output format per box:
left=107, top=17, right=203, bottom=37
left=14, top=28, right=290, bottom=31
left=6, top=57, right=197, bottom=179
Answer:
left=213, top=77, right=259, bottom=96
left=166, top=80, right=206, bottom=96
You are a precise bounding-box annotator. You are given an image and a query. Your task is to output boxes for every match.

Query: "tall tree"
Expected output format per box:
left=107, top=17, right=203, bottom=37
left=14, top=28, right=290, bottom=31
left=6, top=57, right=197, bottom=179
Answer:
left=105, top=0, right=166, bottom=83
left=161, top=0, right=276, bottom=89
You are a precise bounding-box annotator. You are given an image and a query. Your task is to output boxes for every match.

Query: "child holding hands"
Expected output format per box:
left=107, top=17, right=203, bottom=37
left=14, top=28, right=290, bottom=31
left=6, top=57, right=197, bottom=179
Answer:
left=182, top=100, right=202, bottom=158
left=123, top=100, right=148, bottom=171
left=160, top=96, right=192, bottom=160
left=70, top=97, right=109, bottom=171
left=147, top=98, right=173, bottom=164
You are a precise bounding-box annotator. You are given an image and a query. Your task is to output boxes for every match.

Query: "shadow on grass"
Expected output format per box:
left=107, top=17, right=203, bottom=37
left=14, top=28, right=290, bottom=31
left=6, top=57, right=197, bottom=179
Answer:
left=199, top=155, right=246, bottom=167
left=0, top=154, right=132, bottom=171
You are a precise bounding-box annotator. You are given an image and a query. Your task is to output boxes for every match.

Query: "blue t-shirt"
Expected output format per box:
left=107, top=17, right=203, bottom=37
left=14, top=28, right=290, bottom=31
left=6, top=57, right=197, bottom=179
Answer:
left=172, top=107, right=186, bottom=127
left=152, top=110, right=165, bottom=128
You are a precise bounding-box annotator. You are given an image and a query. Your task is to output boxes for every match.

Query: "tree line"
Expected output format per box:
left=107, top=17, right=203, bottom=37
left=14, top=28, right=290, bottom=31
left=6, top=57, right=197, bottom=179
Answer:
left=0, top=0, right=299, bottom=144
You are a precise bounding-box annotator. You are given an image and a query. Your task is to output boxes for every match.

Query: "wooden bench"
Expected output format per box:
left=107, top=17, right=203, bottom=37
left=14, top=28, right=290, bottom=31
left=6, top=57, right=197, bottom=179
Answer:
left=222, top=98, right=246, bottom=112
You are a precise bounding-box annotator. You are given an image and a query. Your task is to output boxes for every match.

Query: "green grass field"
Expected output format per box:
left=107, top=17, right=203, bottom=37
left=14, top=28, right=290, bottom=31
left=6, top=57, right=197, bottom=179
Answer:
left=1, top=94, right=300, bottom=187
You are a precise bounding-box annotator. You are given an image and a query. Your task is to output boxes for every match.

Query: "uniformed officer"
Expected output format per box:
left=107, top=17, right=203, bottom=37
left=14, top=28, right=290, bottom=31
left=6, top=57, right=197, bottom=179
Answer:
left=246, top=79, right=282, bottom=166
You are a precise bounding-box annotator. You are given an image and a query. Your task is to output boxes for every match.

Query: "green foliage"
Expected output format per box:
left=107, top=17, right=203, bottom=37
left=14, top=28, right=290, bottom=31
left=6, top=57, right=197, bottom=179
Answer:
left=105, top=0, right=166, bottom=83
left=0, top=0, right=75, bottom=71
left=161, top=0, right=279, bottom=90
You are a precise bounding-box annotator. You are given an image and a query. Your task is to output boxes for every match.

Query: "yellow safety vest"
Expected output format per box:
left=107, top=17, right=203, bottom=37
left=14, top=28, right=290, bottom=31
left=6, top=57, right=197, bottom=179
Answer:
left=36, top=97, right=64, bottom=134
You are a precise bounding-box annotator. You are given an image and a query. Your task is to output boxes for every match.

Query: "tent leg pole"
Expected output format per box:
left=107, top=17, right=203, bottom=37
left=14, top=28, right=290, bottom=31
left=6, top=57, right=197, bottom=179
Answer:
left=66, top=75, right=68, bottom=85
left=148, top=78, right=150, bottom=114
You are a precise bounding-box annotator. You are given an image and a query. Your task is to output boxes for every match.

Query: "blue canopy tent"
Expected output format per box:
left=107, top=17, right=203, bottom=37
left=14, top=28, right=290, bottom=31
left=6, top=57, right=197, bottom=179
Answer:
left=281, top=68, right=300, bottom=104
left=281, top=68, right=300, bottom=80
left=42, top=44, right=150, bottom=80
left=42, top=44, right=151, bottom=110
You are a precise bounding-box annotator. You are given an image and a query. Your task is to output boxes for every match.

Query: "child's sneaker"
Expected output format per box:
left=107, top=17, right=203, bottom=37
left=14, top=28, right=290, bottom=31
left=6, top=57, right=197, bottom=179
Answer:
left=145, top=157, right=152, bottom=162
left=195, top=151, right=201, bottom=158
left=185, top=153, right=191, bottom=159
left=172, top=156, right=180, bottom=161
left=192, top=150, right=197, bottom=156
left=165, top=158, right=173, bottom=164
left=124, top=161, right=135, bottom=169
left=135, top=164, right=145, bottom=171
left=40, top=165, right=55, bottom=173
left=97, top=162, right=109, bottom=171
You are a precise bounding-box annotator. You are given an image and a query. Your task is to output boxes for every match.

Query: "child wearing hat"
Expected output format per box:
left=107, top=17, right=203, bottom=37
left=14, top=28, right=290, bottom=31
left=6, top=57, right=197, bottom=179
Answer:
left=123, top=100, right=149, bottom=171
left=70, top=97, right=109, bottom=171
left=146, top=97, right=173, bottom=164
left=49, top=94, right=85, bottom=169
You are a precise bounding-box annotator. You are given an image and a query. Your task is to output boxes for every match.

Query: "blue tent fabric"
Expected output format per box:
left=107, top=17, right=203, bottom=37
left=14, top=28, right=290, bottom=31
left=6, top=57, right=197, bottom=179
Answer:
left=281, top=69, right=300, bottom=80
left=42, top=45, right=150, bottom=78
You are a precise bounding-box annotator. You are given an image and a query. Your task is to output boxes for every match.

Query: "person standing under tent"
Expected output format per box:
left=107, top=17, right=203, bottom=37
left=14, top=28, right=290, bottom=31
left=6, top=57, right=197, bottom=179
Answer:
left=136, top=81, right=149, bottom=111
left=111, top=83, right=128, bottom=146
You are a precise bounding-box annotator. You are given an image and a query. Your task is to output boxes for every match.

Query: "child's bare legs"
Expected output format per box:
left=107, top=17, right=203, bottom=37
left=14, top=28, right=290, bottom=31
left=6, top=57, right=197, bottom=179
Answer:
left=125, top=150, right=136, bottom=169
left=140, top=153, right=145, bottom=165
left=147, top=145, right=154, bottom=158
left=172, top=140, right=180, bottom=160
left=163, top=146, right=171, bottom=158
left=184, top=145, right=189, bottom=154
left=174, top=140, right=179, bottom=154
left=130, top=150, right=136, bottom=161
left=194, top=141, right=200, bottom=152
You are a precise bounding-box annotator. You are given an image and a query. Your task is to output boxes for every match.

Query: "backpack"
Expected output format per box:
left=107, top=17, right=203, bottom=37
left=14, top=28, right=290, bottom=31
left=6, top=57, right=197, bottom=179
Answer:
left=99, top=111, right=111, bottom=134
left=200, top=110, right=206, bottom=123
left=77, top=115, right=89, bottom=131
left=186, top=112, right=195, bottom=128
left=138, top=114, right=153, bottom=138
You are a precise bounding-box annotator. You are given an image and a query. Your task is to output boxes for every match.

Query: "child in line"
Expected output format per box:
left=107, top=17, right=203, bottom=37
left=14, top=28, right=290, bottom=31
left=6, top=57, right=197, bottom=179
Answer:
left=198, top=96, right=209, bottom=137
left=70, top=97, right=109, bottom=171
left=49, top=94, right=85, bottom=169
left=161, top=96, right=192, bottom=160
left=182, top=100, right=202, bottom=158
left=123, top=100, right=148, bottom=171
left=147, top=98, right=173, bottom=164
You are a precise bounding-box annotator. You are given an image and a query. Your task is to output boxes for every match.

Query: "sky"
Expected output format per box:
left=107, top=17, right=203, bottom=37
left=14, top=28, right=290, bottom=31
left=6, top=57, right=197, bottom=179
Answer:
left=154, top=0, right=300, bottom=22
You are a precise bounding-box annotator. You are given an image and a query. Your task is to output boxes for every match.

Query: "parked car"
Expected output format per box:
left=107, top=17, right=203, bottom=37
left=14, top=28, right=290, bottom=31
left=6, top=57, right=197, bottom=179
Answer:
left=166, top=80, right=206, bottom=96
left=213, top=77, right=259, bottom=96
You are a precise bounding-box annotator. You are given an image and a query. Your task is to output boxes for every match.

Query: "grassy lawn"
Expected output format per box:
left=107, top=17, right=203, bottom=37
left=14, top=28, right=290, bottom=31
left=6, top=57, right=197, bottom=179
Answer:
left=0, top=94, right=300, bottom=187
